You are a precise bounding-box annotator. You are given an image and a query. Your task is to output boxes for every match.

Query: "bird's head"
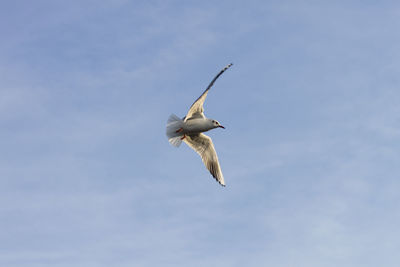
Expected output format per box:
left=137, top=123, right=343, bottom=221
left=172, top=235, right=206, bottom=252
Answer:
left=210, top=119, right=225, bottom=129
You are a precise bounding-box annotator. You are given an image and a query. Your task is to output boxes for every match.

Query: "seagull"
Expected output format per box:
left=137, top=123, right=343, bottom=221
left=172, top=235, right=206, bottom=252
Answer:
left=166, top=63, right=233, bottom=186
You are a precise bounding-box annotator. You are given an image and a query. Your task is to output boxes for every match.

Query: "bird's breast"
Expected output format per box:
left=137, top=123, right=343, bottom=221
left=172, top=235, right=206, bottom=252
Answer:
left=184, top=119, right=211, bottom=134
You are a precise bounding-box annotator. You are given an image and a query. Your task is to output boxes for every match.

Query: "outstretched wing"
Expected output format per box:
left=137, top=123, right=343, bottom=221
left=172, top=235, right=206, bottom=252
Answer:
left=184, top=133, right=225, bottom=186
left=184, top=63, right=233, bottom=121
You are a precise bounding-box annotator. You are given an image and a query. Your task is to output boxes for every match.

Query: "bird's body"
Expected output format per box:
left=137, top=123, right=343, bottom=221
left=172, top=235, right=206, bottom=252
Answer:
left=181, top=118, right=219, bottom=135
left=166, top=63, right=232, bottom=186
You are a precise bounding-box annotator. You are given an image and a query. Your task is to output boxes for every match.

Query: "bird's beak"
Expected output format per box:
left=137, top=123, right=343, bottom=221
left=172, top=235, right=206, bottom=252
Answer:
left=219, top=125, right=225, bottom=129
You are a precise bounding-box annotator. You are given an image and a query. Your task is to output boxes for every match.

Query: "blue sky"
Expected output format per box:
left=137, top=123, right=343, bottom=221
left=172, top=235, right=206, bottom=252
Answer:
left=1, top=1, right=400, bottom=266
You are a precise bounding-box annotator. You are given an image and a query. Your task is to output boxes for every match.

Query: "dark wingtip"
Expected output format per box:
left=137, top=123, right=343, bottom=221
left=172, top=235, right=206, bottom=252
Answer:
left=216, top=178, right=226, bottom=187
left=226, top=63, right=233, bottom=69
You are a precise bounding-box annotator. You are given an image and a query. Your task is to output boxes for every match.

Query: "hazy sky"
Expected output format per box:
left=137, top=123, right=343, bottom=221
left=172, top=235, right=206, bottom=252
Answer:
left=1, top=1, right=400, bottom=266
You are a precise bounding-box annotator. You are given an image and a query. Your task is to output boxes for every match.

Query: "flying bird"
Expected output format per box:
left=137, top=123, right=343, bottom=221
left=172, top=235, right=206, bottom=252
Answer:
left=166, top=63, right=233, bottom=186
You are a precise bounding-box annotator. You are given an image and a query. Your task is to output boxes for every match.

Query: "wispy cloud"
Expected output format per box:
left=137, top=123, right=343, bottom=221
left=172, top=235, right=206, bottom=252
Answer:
left=1, top=1, right=400, bottom=267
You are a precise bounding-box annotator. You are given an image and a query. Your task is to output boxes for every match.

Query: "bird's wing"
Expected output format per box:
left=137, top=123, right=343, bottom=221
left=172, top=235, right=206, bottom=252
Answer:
left=184, top=63, right=233, bottom=121
left=184, top=133, right=225, bottom=186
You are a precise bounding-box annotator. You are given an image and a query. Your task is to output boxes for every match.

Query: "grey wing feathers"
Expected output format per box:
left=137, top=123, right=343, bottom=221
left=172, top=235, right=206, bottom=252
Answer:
left=184, top=133, right=226, bottom=186
left=185, top=63, right=233, bottom=121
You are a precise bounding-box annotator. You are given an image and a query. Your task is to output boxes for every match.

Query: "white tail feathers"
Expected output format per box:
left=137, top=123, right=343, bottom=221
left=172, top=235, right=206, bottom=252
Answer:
left=166, top=114, right=184, bottom=147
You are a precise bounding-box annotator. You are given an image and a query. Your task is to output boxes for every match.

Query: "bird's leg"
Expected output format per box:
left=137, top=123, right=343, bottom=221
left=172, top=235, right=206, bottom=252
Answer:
left=180, top=135, right=186, bottom=140
left=175, top=128, right=183, bottom=133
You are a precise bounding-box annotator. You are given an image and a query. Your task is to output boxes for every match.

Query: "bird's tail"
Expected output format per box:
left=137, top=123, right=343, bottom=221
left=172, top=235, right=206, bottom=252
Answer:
left=166, top=114, right=184, bottom=147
